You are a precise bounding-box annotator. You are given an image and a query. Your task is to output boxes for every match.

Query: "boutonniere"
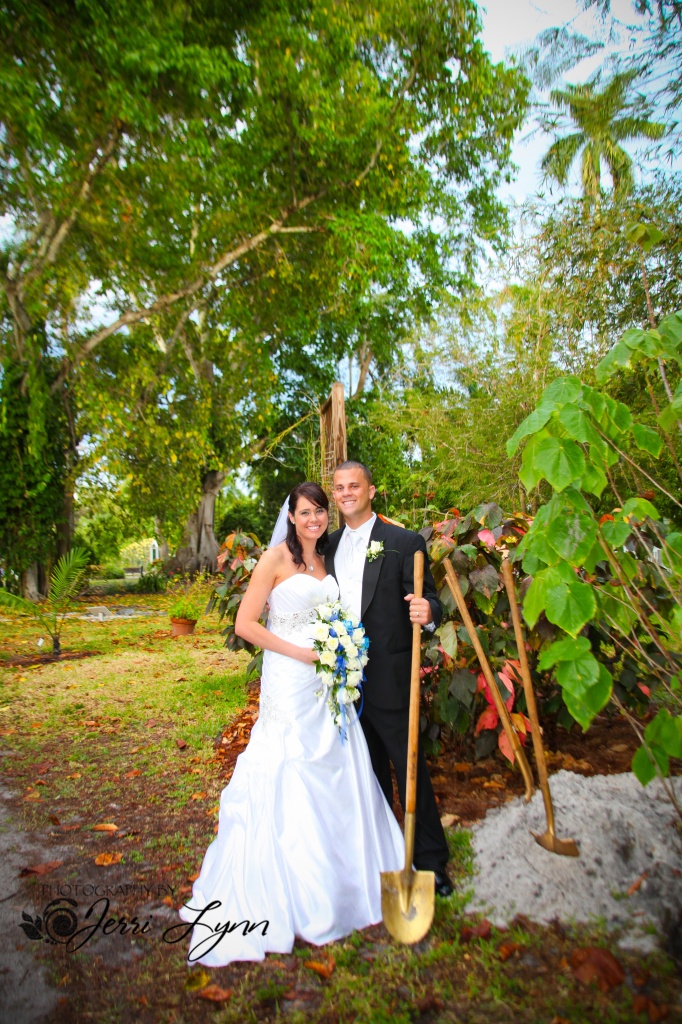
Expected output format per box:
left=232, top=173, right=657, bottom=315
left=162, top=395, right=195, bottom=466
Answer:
left=366, top=541, right=384, bottom=562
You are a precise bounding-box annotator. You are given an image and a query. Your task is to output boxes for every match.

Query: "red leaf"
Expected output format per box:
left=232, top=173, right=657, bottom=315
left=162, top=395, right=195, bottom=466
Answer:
left=19, top=860, right=63, bottom=877
left=599, top=514, right=615, bottom=524
left=637, top=684, right=651, bottom=697
left=570, top=947, right=625, bottom=993
left=475, top=706, right=499, bottom=736
left=477, top=529, right=497, bottom=549
left=498, top=729, right=515, bottom=764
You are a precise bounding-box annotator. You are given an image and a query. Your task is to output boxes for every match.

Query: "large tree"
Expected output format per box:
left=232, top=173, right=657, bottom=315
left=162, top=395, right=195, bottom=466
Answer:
left=0, top=0, right=527, bottom=585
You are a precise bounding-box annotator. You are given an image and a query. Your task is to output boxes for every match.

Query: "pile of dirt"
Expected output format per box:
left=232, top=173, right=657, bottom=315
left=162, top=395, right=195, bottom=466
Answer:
left=468, top=771, right=682, bottom=958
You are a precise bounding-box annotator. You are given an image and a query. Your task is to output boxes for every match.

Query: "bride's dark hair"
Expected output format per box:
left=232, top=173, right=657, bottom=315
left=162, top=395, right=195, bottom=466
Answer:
left=286, top=482, right=330, bottom=567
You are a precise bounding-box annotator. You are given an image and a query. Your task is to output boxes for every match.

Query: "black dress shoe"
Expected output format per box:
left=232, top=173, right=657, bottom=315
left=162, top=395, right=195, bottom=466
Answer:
left=434, top=869, right=453, bottom=898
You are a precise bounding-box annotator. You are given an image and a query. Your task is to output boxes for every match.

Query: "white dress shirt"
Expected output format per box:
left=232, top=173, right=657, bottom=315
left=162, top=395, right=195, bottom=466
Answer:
left=334, top=514, right=376, bottom=621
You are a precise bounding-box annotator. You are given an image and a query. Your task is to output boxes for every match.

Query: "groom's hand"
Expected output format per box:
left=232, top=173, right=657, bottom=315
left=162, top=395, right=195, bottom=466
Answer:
left=404, top=594, right=433, bottom=626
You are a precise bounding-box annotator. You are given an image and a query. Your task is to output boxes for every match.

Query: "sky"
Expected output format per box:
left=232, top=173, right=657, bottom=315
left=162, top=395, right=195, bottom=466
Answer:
left=477, top=0, right=663, bottom=203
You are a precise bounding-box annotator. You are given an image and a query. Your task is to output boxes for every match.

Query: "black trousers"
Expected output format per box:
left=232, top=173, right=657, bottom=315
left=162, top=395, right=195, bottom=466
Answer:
left=359, top=702, right=450, bottom=872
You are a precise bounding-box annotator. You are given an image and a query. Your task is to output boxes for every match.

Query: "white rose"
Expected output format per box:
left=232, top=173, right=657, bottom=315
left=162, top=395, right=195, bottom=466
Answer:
left=317, top=603, right=333, bottom=620
left=352, top=628, right=364, bottom=644
left=347, top=669, right=362, bottom=686
left=325, top=636, right=339, bottom=652
left=360, top=653, right=369, bottom=667
left=311, top=623, right=331, bottom=641
left=338, top=688, right=355, bottom=705
left=346, top=612, right=360, bottom=628
left=334, top=622, right=349, bottom=638
left=319, top=650, right=336, bottom=667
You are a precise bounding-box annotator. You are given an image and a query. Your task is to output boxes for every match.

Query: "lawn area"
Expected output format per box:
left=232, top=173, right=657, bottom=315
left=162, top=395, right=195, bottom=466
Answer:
left=0, top=596, right=680, bottom=1023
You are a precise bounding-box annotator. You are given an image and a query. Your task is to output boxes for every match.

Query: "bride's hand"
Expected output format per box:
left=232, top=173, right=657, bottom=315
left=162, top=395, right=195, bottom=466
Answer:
left=298, top=648, right=319, bottom=665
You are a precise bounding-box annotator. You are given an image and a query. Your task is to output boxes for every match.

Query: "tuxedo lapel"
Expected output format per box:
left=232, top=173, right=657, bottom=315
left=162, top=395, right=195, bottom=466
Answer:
left=325, top=529, right=344, bottom=581
left=361, top=517, right=388, bottom=619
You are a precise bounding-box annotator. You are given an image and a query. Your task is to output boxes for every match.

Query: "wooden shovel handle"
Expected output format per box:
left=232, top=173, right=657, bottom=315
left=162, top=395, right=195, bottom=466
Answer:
left=406, top=550, right=424, bottom=818
left=443, top=560, right=534, bottom=801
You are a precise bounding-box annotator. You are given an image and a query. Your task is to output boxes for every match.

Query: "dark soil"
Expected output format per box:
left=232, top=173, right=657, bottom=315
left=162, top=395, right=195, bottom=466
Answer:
left=2, top=649, right=101, bottom=667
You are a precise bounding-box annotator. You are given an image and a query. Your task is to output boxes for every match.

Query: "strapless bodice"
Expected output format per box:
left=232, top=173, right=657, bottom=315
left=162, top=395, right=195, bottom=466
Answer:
left=266, top=573, right=337, bottom=618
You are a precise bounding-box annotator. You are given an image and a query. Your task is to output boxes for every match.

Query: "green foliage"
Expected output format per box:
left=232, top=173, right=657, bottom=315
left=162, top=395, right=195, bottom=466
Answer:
left=209, top=532, right=264, bottom=679
left=0, top=356, right=71, bottom=587
left=509, top=318, right=682, bottom=799
left=0, top=548, right=90, bottom=654
left=1, top=0, right=529, bottom=567
left=167, top=574, right=213, bottom=622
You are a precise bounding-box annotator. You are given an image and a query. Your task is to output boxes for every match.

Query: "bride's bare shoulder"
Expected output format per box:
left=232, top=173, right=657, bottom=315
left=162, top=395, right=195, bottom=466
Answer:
left=256, top=543, right=289, bottom=573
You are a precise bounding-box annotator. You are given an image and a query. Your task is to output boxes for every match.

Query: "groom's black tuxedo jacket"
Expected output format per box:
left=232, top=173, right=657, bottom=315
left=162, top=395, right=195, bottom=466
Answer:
left=325, top=517, right=442, bottom=711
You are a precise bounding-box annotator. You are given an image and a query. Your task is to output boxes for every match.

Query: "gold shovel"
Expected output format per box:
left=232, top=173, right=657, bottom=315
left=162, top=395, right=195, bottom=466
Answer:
left=501, top=559, right=580, bottom=857
left=381, top=550, right=435, bottom=944
left=442, top=560, right=534, bottom=802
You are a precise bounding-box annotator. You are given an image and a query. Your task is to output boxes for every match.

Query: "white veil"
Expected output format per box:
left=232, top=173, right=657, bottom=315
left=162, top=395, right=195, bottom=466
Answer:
left=268, top=495, right=291, bottom=548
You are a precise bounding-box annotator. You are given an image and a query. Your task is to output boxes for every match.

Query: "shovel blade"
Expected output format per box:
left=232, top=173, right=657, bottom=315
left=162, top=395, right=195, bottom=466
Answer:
left=380, top=869, right=435, bottom=944
left=531, top=830, right=580, bottom=858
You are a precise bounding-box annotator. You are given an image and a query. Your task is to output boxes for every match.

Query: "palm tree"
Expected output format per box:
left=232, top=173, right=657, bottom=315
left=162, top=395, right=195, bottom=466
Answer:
left=540, top=70, right=666, bottom=201
left=0, top=548, right=90, bottom=655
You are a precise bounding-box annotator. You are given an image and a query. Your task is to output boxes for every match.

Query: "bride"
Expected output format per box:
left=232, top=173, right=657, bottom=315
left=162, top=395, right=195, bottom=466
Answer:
left=178, top=481, right=403, bottom=966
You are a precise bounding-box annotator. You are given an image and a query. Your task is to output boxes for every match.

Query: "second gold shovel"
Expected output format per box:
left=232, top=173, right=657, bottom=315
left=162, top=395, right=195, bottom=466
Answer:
left=381, top=550, right=435, bottom=943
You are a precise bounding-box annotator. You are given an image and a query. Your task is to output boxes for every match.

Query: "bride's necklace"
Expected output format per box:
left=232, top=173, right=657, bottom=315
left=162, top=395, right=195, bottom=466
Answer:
left=308, top=561, right=314, bottom=572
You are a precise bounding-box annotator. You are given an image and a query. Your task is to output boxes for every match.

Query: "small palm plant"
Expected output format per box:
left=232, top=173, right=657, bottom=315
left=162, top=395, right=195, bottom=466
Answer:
left=0, top=548, right=91, bottom=655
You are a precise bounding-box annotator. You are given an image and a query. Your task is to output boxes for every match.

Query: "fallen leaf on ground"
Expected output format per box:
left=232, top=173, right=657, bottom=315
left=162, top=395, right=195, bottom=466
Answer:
left=125, top=769, right=141, bottom=778
left=440, top=813, right=458, bottom=828
left=483, top=779, right=506, bottom=789
left=94, top=852, right=123, bottom=866
left=185, top=969, right=211, bottom=991
left=92, top=823, right=118, bottom=832
left=304, top=956, right=335, bottom=978
left=162, top=895, right=175, bottom=907
left=34, top=780, right=47, bottom=787
left=30, top=723, right=44, bottom=729
left=19, top=860, right=63, bottom=877
left=49, top=815, right=60, bottom=826
left=66, top=773, right=81, bottom=779
left=198, top=984, right=232, bottom=1002
left=461, top=919, right=492, bottom=942
left=188, top=872, right=200, bottom=882
left=499, top=941, right=521, bottom=961
left=36, top=761, right=54, bottom=774
left=570, top=946, right=625, bottom=992
left=176, top=739, right=188, bottom=749
left=191, top=792, right=207, bottom=801
left=627, top=871, right=648, bottom=896
left=61, top=824, right=80, bottom=831
left=633, top=994, right=669, bottom=1021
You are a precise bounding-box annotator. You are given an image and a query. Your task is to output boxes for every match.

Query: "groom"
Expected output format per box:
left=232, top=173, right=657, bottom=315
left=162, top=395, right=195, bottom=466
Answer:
left=325, top=461, right=453, bottom=897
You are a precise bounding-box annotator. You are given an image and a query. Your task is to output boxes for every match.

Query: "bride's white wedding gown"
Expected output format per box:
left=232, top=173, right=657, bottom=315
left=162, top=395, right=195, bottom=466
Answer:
left=179, top=573, right=404, bottom=967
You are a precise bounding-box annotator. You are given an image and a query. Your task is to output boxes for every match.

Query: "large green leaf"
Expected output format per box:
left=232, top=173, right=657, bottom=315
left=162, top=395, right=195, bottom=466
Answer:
left=519, top=432, right=547, bottom=491
left=438, top=620, right=458, bottom=659
left=644, top=708, right=682, bottom=760
left=538, top=634, right=592, bottom=669
left=557, top=403, right=606, bottom=455
left=471, top=502, right=503, bottom=529
left=620, top=497, right=660, bottom=522
left=580, top=460, right=608, bottom=497
left=506, top=407, right=553, bottom=456
left=559, top=660, right=612, bottom=730
left=532, top=436, right=585, bottom=492
left=545, top=577, right=597, bottom=636
left=539, top=376, right=583, bottom=410
left=595, top=340, right=632, bottom=383
left=631, top=423, right=663, bottom=458
left=597, top=590, right=638, bottom=634
left=547, top=512, right=598, bottom=566
left=522, top=563, right=575, bottom=629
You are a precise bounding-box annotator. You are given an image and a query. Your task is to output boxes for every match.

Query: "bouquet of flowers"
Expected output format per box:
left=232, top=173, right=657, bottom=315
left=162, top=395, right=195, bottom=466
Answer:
left=311, top=601, right=369, bottom=741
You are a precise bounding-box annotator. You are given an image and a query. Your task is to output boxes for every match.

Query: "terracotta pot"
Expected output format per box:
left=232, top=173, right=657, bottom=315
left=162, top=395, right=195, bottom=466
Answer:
left=170, top=617, right=197, bottom=637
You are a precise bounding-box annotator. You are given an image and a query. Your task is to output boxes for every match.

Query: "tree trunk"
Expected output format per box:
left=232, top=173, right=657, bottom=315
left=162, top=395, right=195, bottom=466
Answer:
left=171, top=470, right=225, bottom=574
left=20, top=564, right=41, bottom=601
left=155, top=518, right=170, bottom=561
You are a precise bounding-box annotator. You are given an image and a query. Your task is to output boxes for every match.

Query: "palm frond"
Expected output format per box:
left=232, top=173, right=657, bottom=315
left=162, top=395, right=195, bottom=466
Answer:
left=0, top=590, right=41, bottom=617
left=49, top=548, right=90, bottom=607
left=540, top=132, right=584, bottom=186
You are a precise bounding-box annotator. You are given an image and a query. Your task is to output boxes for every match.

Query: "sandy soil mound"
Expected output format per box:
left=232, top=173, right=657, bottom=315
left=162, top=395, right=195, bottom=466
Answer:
left=469, top=771, right=682, bottom=957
